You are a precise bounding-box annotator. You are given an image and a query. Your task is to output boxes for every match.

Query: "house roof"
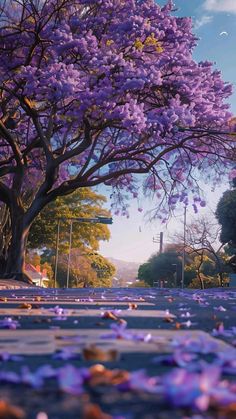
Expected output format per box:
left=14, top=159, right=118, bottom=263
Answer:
left=25, top=263, right=49, bottom=281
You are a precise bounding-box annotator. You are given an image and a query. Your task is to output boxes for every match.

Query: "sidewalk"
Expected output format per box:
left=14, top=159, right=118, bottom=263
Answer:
left=0, top=287, right=236, bottom=418
left=0, top=278, right=35, bottom=289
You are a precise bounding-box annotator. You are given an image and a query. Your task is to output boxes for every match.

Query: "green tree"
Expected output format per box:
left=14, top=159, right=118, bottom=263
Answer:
left=138, top=263, right=153, bottom=285
left=28, top=188, right=111, bottom=253
left=56, top=252, right=97, bottom=288
left=216, top=181, right=236, bottom=248
left=27, top=188, right=115, bottom=287
left=89, top=253, right=116, bottom=287
left=55, top=249, right=115, bottom=288
left=216, top=180, right=236, bottom=273
left=221, top=245, right=236, bottom=273
left=189, top=275, right=222, bottom=289
left=184, top=264, right=197, bottom=286
left=186, top=253, right=230, bottom=289
left=201, top=258, right=217, bottom=276
left=138, top=251, right=182, bottom=288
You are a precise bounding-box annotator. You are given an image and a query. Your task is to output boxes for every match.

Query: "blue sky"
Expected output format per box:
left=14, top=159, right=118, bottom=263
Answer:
left=99, top=0, right=236, bottom=264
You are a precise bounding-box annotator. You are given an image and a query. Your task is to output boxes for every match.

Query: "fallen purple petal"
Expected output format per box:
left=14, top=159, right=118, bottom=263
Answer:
left=0, top=317, right=20, bottom=329
left=57, top=365, right=84, bottom=395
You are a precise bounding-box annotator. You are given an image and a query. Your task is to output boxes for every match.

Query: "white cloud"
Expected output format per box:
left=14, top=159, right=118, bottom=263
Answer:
left=195, top=15, right=213, bottom=29
left=203, top=0, right=236, bottom=13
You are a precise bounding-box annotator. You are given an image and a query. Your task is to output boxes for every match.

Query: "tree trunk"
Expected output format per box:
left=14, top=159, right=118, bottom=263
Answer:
left=0, top=204, right=11, bottom=273
left=3, top=213, right=32, bottom=283
left=196, top=253, right=205, bottom=289
left=196, top=270, right=204, bottom=289
left=196, top=261, right=204, bottom=289
left=1, top=193, right=49, bottom=283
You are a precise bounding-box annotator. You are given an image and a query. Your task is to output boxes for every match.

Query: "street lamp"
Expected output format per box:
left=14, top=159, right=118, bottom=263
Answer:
left=54, top=216, right=113, bottom=288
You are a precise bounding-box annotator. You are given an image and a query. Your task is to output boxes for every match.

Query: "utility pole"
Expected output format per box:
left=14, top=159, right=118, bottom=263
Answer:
left=66, top=220, right=73, bottom=289
left=54, top=219, right=61, bottom=288
left=159, top=231, right=163, bottom=254
left=153, top=231, right=164, bottom=254
left=153, top=231, right=164, bottom=288
left=181, top=206, right=187, bottom=290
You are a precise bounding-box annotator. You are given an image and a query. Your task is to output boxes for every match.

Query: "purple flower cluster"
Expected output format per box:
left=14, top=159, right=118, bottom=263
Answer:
left=0, top=0, right=234, bottom=222
left=163, top=365, right=236, bottom=411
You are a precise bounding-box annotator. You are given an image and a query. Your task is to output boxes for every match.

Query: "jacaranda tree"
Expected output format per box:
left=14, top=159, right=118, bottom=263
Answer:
left=0, top=0, right=235, bottom=281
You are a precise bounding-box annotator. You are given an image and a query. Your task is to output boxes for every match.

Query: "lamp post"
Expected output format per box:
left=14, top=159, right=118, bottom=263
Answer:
left=54, top=216, right=113, bottom=288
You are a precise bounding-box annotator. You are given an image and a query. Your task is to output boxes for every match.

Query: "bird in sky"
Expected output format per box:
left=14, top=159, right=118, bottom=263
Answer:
left=220, top=31, right=228, bottom=36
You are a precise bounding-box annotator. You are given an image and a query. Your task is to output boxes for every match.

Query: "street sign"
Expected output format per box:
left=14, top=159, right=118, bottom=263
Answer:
left=58, top=217, right=113, bottom=224
left=97, top=216, right=113, bottom=224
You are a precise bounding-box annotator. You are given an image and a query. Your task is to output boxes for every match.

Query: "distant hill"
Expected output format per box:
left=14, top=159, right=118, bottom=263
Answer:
left=107, top=257, right=140, bottom=286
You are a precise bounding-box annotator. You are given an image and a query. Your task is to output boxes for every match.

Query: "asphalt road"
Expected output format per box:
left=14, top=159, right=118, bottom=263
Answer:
left=0, top=286, right=235, bottom=419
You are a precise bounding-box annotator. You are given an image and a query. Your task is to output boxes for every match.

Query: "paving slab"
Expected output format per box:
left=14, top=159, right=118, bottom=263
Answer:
left=0, top=299, right=154, bottom=305
left=0, top=328, right=232, bottom=355
left=0, top=307, right=171, bottom=317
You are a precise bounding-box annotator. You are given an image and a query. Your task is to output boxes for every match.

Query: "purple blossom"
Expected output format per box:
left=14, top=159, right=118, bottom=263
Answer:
left=0, top=352, right=23, bottom=362
left=48, top=306, right=65, bottom=316
left=20, top=364, right=56, bottom=389
left=181, top=320, right=198, bottom=328
left=162, top=365, right=236, bottom=411
left=214, top=305, right=227, bottom=312
left=211, top=323, right=236, bottom=338
left=57, top=365, right=84, bottom=395
left=180, top=311, right=196, bottom=318
left=53, top=349, right=80, bottom=361
left=0, top=317, right=20, bottom=329
left=171, top=335, right=218, bottom=354
left=0, top=0, right=234, bottom=261
left=152, top=351, right=198, bottom=369
left=101, top=322, right=152, bottom=343
left=215, top=350, right=236, bottom=375
left=0, top=370, right=20, bottom=384
left=118, top=370, right=161, bottom=394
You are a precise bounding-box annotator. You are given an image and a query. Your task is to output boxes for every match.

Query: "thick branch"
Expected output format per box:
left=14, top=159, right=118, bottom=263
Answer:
left=55, top=118, right=93, bottom=164
left=0, top=120, right=23, bottom=166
